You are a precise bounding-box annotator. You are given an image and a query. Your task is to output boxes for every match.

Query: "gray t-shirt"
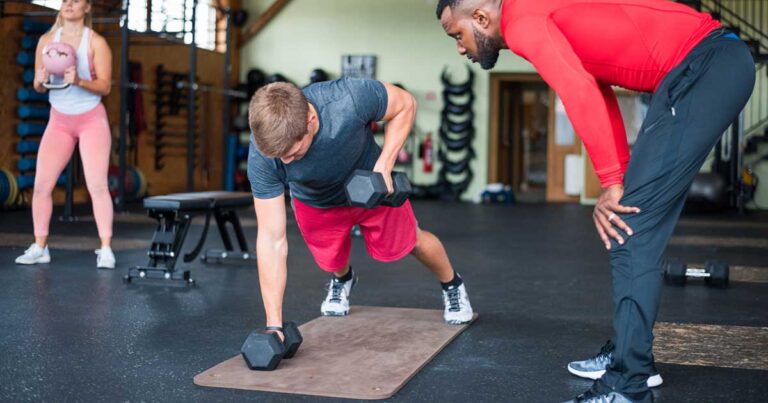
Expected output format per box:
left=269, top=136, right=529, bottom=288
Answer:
left=247, top=78, right=389, bottom=207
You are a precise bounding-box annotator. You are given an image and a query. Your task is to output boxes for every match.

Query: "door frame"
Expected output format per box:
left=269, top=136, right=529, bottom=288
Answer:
left=488, top=73, right=580, bottom=202
left=488, top=73, right=544, bottom=184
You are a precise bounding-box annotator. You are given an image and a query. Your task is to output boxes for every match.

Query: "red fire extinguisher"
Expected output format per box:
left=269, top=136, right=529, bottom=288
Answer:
left=421, top=132, right=433, bottom=173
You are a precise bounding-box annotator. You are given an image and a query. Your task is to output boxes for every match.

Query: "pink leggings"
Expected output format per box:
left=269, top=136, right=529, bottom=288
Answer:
left=33, top=103, right=113, bottom=238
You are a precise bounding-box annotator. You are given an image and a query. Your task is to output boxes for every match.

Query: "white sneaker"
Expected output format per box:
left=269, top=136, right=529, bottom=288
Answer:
left=321, top=271, right=357, bottom=316
left=442, top=282, right=474, bottom=324
left=15, top=243, right=51, bottom=265
left=96, top=247, right=116, bottom=269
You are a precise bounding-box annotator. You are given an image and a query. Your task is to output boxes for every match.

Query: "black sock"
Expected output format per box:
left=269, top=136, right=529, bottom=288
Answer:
left=440, top=272, right=463, bottom=291
left=334, top=267, right=353, bottom=282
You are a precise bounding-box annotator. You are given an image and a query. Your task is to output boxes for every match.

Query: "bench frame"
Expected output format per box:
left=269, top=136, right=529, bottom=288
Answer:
left=124, top=193, right=254, bottom=285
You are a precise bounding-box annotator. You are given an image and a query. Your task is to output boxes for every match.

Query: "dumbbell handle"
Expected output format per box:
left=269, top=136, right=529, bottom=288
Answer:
left=685, top=268, right=711, bottom=278
left=43, top=82, right=70, bottom=90
left=43, top=76, right=71, bottom=90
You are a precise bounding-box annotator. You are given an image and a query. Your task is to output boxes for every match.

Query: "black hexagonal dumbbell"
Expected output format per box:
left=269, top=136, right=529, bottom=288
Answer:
left=344, top=169, right=412, bottom=209
left=241, top=322, right=303, bottom=371
left=664, top=258, right=729, bottom=288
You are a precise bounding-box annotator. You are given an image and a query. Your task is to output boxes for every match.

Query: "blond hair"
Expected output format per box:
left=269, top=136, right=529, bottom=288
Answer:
left=248, top=82, right=310, bottom=158
left=49, top=0, right=93, bottom=33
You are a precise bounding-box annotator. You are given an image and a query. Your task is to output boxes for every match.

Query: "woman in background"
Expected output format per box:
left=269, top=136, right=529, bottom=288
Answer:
left=16, top=0, right=115, bottom=269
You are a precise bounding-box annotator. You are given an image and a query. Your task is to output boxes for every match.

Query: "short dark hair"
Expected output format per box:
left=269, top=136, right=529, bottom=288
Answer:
left=436, top=0, right=463, bottom=19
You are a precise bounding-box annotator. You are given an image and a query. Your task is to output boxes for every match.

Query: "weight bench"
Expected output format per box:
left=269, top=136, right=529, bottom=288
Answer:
left=125, top=191, right=255, bottom=285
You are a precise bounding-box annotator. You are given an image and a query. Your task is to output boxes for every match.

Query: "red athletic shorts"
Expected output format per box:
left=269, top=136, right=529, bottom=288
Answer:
left=292, top=198, right=418, bottom=272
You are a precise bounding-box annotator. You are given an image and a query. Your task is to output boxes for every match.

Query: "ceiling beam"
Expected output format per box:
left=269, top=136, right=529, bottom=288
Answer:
left=240, top=0, right=292, bottom=46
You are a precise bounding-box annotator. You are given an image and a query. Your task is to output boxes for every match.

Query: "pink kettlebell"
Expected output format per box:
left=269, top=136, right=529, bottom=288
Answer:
left=42, top=42, right=77, bottom=75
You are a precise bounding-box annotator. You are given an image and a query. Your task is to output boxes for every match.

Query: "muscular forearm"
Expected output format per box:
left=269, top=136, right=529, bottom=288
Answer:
left=378, top=97, right=416, bottom=168
left=256, top=233, right=288, bottom=327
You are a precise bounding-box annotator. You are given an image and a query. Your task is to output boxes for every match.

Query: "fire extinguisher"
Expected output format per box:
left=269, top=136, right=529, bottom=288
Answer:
left=421, top=132, right=433, bottom=173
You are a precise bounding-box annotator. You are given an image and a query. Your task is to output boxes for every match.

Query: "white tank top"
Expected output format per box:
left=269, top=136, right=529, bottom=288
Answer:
left=48, top=27, right=101, bottom=115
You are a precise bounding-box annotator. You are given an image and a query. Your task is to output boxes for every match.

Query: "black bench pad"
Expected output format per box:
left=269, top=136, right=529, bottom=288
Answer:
left=143, top=191, right=252, bottom=211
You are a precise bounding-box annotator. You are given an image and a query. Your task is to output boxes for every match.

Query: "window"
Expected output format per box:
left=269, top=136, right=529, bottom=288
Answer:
left=136, top=0, right=219, bottom=50
left=32, top=0, right=61, bottom=8
left=32, top=0, right=220, bottom=51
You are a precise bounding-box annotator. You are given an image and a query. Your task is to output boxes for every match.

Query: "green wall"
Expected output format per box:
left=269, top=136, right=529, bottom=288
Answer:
left=240, top=0, right=535, bottom=199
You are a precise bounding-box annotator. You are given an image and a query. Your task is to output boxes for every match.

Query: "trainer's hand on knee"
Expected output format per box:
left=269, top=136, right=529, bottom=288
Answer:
left=593, top=184, right=640, bottom=250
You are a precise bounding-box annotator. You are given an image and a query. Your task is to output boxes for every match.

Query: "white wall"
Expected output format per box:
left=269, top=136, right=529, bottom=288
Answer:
left=240, top=0, right=535, bottom=199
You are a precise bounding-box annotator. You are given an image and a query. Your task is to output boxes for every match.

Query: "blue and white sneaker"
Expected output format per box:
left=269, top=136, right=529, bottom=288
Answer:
left=567, top=340, right=663, bottom=388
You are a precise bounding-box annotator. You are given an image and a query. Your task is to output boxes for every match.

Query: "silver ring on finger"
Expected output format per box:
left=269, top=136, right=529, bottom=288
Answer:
left=607, top=213, right=616, bottom=222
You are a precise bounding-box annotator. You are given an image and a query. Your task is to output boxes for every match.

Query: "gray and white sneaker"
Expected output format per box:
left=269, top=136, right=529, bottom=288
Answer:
left=96, top=247, right=116, bottom=269
left=320, top=271, right=357, bottom=316
left=15, top=243, right=50, bottom=265
left=567, top=340, right=663, bottom=388
left=564, top=382, right=653, bottom=403
left=442, top=283, right=473, bottom=324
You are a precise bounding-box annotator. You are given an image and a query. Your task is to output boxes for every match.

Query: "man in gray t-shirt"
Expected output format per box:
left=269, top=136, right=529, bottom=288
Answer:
left=247, top=78, right=473, bottom=338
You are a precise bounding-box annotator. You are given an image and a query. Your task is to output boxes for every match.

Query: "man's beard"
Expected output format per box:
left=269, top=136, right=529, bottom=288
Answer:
left=472, top=26, right=504, bottom=70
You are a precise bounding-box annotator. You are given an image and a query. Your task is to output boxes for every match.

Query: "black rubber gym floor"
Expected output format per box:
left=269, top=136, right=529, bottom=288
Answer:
left=1, top=202, right=766, bottom=402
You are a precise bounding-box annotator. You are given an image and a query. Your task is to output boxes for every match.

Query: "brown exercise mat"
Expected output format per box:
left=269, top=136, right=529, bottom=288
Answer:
left=654, top=322, right=768, bottom=370
left=194, top=306, right=477, bottom=400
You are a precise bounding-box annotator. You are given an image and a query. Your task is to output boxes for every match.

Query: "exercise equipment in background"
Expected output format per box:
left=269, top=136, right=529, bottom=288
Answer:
left=16, top=158, right=36, bottom=173
left=21, top=19, right=51, bottom=34
left=17, top=122, right=46, bottom=137
left=20, top=35, right=38, bottom=50
left=124, top=191, right=255, bottom=285
left=664, top=258, right=729, bottom=288
left=435, top=65, right=476, bottom=201
left=18, top=105, right=50, bottom=120
left=108, top=165, right=147, bottom=203
left=686, top=173, right=728, bottom=212
left=16, top=140, right=40, bottom=154
left=246, top=68, right=266, bottom=97
left=0, top=169, right=20, bottom=207
left=154, top=65, right=199, bottom=170
left=309, top=68, right=329, bottom=85
left=265, top=73, right=289, bottom=85
left=22, top=68, right=35, bottom=85
left=16, top=88, right=48, bottom=102
left=15, top=50, right=35, bottom=66
left=15, top=174, right=67, bottom=190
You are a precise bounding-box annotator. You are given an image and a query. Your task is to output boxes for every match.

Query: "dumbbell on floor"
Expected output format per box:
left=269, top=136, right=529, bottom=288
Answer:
left=345, top=170, right=412, bottom=209
left=664, top=258, right=729, bottom=288
left=241, top=322, right=303, bottom=371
